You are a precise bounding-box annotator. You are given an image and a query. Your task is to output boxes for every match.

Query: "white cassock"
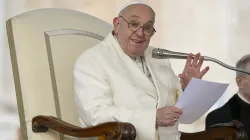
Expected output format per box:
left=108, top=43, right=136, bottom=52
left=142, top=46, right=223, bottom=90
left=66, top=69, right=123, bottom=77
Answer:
left=74, top=32, right=183, bottom=140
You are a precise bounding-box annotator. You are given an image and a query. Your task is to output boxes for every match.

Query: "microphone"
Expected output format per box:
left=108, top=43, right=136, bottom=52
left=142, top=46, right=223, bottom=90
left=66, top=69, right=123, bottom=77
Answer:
left=152, top=48, right=250, bottom=75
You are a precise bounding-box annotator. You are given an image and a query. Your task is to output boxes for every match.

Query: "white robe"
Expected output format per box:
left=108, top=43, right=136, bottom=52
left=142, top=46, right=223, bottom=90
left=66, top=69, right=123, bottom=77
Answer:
left=74, top=33, right=183, bottom=140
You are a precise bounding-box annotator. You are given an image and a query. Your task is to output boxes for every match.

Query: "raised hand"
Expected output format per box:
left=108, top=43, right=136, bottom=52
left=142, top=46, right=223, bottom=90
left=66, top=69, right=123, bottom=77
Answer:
left=179, top=53, right=209, bottom=89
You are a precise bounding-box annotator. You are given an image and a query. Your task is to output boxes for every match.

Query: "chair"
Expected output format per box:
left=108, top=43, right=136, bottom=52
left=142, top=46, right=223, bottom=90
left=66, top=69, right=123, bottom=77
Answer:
left=6, top=8, right=248, bottom=140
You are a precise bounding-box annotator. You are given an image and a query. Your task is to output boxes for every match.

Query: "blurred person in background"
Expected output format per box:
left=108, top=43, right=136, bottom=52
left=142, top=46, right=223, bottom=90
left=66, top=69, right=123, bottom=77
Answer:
left=206, top=54, right=250, bottom=138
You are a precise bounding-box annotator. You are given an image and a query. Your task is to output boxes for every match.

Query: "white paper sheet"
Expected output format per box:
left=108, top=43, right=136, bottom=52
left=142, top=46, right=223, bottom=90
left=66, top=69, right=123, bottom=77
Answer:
left=175, top=78, right=229, bottom=124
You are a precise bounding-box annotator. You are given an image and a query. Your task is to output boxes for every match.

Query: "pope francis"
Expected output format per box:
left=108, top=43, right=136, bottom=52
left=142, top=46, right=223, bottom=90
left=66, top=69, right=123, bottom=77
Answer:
left=74, top=0, right=210, bottom=140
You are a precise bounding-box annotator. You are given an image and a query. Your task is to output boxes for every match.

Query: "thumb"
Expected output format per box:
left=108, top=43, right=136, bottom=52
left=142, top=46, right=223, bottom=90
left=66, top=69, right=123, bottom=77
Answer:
left=178, top=73, right=185, bottom=79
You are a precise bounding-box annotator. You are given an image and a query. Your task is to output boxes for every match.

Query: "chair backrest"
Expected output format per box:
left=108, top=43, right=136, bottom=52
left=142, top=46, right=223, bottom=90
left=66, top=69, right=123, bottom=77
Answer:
left=6, top=8, right=112, bottom=140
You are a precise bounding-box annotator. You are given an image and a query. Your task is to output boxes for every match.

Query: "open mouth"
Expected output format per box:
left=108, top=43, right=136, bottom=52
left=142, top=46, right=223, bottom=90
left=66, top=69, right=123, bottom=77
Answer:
left=131, top=39, right=143, bottom=44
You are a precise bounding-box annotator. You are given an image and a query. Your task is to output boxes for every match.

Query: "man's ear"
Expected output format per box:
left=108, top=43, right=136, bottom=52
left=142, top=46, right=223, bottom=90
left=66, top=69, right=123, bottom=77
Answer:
left=113, top=17, right=119, bottom=35
left=236, top=76, right=242, bottom=87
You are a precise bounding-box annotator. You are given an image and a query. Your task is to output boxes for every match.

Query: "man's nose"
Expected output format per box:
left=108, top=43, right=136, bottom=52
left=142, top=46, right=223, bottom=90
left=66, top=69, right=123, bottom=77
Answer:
left=135, top=27, right=144, bottom=37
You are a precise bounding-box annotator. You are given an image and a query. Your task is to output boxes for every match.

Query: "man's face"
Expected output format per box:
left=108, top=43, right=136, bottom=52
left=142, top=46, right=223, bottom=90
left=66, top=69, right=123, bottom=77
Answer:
left=113, top=4, right=155, bottom=57
left=236, top=63, right=250, bottom=98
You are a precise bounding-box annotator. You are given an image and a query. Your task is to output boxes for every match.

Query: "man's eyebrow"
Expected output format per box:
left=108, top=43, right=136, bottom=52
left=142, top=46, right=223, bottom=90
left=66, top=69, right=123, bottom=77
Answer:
left=129, top=15, right=154, bottom=23
left=146, top=21, right=154, bottom=24
left=130, top=15, right=139, bottom=18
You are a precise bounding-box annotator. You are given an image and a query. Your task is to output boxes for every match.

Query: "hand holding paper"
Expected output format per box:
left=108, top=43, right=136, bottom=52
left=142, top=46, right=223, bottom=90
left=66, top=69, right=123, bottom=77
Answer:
left=175, top=78, right=229, bottom=124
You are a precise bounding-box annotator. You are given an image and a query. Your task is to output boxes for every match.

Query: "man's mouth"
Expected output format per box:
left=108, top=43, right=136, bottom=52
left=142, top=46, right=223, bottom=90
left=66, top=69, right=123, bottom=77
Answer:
left=131, top=39, right=143, bottom=44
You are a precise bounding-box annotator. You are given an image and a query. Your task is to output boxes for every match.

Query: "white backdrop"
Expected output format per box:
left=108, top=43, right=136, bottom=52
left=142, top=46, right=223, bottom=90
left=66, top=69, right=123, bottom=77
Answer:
left=1, top=0, right=250, bottom=138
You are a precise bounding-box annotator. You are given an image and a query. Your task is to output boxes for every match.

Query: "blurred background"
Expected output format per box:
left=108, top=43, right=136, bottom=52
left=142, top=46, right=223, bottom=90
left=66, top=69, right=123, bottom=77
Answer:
left=1, top=0, right=250, bottom=139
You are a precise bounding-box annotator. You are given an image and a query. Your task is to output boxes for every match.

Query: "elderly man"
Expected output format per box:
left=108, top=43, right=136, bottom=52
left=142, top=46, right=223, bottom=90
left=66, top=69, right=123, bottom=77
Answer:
left=74, top=0, right=209, bottom=140
left=206, top=54, right=250, bottom=138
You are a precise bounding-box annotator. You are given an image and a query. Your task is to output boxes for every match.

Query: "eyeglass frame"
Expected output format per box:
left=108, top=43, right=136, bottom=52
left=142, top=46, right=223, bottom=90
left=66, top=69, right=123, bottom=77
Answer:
left=119, top=16, right=156, bottom=36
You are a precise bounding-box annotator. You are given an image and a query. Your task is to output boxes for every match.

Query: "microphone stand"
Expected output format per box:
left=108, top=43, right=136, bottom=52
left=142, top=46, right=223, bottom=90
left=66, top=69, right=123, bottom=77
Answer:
left=152, top=48, right=250, bottom=75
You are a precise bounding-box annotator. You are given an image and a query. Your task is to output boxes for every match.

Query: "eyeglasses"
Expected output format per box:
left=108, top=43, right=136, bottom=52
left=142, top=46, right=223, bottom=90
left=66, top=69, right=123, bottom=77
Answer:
left=119, top=16, right=156, bottom=36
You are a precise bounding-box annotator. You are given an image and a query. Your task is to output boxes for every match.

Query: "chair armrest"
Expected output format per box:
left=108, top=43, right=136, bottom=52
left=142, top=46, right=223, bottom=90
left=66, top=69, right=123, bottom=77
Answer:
left=180, top=120, right=248, bottom=140
left=32, top=115, right=136, bottom=140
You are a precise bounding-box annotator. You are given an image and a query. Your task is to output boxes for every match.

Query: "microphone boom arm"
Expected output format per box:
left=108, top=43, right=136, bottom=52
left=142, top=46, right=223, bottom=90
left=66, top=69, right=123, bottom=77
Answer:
left=152, top=48, right=250, bottom=75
